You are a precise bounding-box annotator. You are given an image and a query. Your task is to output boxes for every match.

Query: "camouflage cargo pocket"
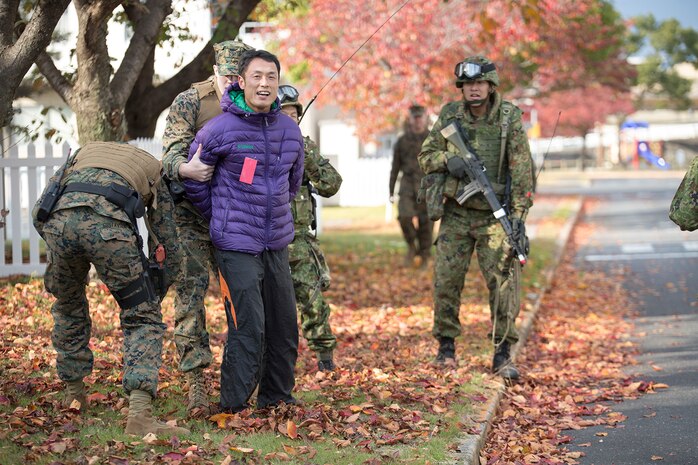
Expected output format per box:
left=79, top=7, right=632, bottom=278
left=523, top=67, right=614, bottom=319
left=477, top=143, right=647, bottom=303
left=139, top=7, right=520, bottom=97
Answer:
left=418, top=173, right=446, bottom=221
left=288, top=240, right=304, bottom=265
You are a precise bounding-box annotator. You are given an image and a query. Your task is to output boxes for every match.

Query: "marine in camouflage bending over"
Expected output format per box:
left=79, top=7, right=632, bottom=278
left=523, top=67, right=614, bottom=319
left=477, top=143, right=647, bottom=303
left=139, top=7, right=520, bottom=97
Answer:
left=278, top=85, right=343, bottom=371
left=418, top=56, right=535, bottom=379
left=161, top=39, right=253, bottom=414
left=669, top=155, right=698, bottom=231
left=32, top=142, right=187, bottom=437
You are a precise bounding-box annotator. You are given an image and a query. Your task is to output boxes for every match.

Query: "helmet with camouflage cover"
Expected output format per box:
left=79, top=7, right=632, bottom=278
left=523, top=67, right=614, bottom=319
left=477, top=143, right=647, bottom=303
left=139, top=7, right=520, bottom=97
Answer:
left=214, top=39, right=254, bottom=76
left=454, top=55, right=499, bottom=88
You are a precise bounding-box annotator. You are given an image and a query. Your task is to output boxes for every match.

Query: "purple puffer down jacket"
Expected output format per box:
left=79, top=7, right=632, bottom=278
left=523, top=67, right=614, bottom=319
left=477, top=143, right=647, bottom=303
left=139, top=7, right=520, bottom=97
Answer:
left=184, top=83, right=304, bottom=254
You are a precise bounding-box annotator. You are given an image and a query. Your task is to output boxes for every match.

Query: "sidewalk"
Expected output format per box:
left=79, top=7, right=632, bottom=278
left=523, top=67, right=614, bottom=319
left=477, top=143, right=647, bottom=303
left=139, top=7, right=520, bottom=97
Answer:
left=453, top=193, right=584, bottom=465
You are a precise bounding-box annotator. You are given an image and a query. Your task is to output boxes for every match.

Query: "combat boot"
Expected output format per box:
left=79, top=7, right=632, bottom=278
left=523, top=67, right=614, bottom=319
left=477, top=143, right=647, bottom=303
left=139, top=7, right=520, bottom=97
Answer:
left=435, top=337, right=456, bottom=367
left=185, top=368, right=208, bottom=416
left=64, top=379, right=87, bottom=410
left=317, top=351, right=336, bottom=372
left=125, top=390, right=190, bottom=437
left=492, top=340, right=520, bottom=380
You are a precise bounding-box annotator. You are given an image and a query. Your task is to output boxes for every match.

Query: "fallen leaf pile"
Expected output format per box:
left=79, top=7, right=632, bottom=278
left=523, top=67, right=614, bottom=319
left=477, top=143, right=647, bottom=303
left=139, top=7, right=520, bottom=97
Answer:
left=0, top=195, right=639, bottom=464
left=482, top=219, right=662, bottom=464
left=0, top=236, right=497, bottom=463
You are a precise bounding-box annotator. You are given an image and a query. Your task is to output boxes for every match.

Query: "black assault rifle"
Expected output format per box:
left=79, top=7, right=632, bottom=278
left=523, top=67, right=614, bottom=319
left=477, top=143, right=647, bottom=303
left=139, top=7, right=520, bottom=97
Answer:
left=440, top=121, right=527, bottom=265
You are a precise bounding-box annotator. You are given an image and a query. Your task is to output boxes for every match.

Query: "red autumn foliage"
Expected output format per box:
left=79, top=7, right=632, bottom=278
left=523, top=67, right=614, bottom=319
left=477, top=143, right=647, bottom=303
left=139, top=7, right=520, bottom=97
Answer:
left=274, top=0, right=634, bottom=140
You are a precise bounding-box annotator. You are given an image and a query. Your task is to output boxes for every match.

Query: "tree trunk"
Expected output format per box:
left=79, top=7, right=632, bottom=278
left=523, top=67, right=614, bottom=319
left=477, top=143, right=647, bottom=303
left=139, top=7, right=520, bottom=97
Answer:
left=125, top=48, right=157, bottom=139
left=70, top=1, right=124, bottom=142
left=0, top=0, right=71, bottom=129
left=124, top=0, right=261, bottom=139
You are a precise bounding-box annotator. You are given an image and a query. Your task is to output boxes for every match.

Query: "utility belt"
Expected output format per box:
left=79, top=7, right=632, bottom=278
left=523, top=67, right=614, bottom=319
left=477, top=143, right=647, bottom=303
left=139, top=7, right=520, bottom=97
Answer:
left=62, top=182, right=168, bottom=308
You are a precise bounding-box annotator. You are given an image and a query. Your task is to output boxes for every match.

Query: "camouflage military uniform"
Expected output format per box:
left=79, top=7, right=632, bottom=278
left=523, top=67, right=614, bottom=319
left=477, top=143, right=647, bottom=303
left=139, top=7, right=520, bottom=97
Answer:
left=289, top=137, right=342, bottom=358
left=418, top=91, right=534, bottom=346
left=34, top=144, right=181, bottom=398
left=390, top=126, right=433, bottom=261
left=161, top=40, right=252, bottom=374
left=669, top=156, right=698, bottom=231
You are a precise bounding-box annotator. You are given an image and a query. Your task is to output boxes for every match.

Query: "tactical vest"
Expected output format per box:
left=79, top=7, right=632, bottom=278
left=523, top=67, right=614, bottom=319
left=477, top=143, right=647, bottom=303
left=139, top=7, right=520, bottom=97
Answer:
left=68, top=142, right=162, bottom=206
left=443, top=100, right=513, bottom=210
left=191, top=76, right=223, bottom=131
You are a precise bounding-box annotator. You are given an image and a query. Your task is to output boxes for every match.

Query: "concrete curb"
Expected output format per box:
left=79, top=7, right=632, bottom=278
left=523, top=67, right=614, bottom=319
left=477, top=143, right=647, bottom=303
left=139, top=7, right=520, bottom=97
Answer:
left=454, top=197, right=585, bottom=465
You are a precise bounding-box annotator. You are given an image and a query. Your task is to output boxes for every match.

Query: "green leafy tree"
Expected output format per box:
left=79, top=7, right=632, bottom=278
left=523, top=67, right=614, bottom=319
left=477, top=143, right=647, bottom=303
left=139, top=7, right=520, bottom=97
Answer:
left=628, top=15, right=698, bottom=110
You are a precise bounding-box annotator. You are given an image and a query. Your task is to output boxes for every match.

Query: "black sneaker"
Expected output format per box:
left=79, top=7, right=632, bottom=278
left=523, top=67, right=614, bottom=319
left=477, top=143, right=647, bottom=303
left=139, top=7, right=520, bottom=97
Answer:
left=435, top=337, right=456, bottom=366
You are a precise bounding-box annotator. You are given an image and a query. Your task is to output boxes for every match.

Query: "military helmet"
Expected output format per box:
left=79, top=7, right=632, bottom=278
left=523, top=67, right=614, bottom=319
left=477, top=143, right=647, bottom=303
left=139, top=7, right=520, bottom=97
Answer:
left=454, top=55, right=499, bottom=88
left=278, top=85, right=303, bottom=115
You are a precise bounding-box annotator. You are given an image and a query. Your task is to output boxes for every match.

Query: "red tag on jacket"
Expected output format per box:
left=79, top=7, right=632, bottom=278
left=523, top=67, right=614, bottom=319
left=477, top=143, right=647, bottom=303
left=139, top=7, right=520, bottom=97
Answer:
left=240, top=157, right=257, bottom=184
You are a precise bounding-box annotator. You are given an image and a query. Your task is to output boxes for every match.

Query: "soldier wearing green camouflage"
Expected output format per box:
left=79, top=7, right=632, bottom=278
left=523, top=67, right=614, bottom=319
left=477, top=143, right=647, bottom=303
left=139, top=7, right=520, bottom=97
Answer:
left=389, top=104, right=433, bottom=267
left=669, top=156, right=698, bottom=231
left=278, top=85, right=343, bottom=371
left=32, top=142, right=188, bottom=437
left=418, top=56, right=535, bottom=379
left=161, top=39, right=253, bottom=414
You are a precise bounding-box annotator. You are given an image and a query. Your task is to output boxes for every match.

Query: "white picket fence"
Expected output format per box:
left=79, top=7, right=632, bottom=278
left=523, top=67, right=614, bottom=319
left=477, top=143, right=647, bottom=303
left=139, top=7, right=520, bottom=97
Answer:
left=0, top=138, right=393, bottom=277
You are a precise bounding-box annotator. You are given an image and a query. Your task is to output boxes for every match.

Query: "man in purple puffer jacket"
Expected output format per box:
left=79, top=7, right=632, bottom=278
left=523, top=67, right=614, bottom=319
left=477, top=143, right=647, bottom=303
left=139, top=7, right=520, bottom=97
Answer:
left=184, top=50, right=304, bottom=413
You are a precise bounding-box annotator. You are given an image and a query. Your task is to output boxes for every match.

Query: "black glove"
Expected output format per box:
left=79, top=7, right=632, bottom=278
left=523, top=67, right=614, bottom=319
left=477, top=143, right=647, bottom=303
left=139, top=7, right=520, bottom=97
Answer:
left=512, top=218, right=530, bottom=256
left=446, top=156, right=467, bottom=179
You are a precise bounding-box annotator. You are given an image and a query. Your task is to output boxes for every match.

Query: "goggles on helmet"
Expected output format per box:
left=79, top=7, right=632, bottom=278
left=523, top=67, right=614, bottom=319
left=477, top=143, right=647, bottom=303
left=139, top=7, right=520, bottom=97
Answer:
left=278, top=85, right=300, bottom=104
left=454, top=61, right=496, bottom=80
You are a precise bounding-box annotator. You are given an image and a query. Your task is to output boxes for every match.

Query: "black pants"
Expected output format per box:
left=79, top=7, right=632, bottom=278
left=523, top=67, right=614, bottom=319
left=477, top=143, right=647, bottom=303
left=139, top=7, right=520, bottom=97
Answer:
left=215, top=248, right=298, bottom=411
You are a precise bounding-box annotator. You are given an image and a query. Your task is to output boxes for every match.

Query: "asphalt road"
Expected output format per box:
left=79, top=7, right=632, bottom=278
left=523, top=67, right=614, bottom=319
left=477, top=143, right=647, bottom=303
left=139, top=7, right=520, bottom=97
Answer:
left=548, top=175, right=698, bottom=465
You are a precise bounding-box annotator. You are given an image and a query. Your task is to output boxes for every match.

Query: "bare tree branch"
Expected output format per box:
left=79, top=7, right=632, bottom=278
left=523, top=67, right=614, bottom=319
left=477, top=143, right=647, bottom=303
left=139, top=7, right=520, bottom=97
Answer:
left=35, top=50, right=73, bottom=104
left=110, top=0, right=173, bottom=104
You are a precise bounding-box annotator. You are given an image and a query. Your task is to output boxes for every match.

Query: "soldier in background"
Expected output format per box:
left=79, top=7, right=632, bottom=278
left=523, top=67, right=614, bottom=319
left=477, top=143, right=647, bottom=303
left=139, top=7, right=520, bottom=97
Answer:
left=418, top=56, right=535, bottom=380
left=33, top=142, right=188, bottom=437
left=161, top=39, right=253, bottom=415
left=278, top=85, right=343, bottom=371
left=669, top=156, right=698, bottom=231
left=389, top=104, right=433, bottom=267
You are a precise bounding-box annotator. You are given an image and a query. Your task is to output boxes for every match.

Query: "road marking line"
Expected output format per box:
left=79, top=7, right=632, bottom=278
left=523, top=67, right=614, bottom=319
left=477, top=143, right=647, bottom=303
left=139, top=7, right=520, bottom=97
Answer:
left=584, top=252, right=698, bottom=262
left=621, top=243, right=655, bottom=254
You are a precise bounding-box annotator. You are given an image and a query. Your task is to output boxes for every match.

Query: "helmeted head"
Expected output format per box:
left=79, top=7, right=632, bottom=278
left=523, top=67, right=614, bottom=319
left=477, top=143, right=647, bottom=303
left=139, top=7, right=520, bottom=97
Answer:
left=454, top=55, right=499, bottom=88
left=278, top=84, right=303, bottom=123
left=214, top=39, right=254, bottom=76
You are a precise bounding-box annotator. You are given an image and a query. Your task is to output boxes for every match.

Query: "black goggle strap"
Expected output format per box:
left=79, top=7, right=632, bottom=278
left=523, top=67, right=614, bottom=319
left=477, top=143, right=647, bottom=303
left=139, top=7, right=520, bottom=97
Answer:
left=454, top=61, right=496, bottom=79
left=278, top=85, right=299, bottom=104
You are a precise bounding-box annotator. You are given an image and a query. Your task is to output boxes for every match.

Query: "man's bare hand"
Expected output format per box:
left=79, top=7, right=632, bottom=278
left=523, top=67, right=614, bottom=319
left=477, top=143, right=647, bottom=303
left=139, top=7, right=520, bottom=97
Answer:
left=179, top=145, right=214, bottom=182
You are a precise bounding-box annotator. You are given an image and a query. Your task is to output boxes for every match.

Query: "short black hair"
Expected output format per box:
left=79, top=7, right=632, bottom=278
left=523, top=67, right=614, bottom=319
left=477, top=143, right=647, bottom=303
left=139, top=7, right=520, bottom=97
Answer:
left=409, top=104, right=426, bottom=116
left=238, top=49, right=281, bottom=77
